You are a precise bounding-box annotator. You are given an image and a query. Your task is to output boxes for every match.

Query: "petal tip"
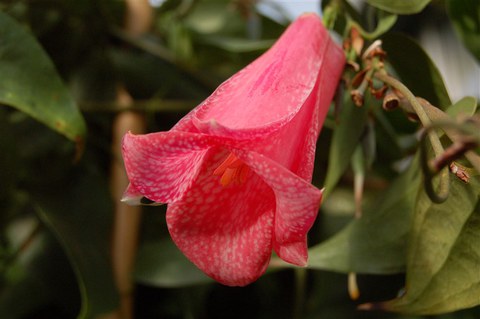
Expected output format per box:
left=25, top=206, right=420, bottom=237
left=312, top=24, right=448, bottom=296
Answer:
left=121, top=194, right=164, bottom=206
left=120, top=194, right=142, bottom=206
left=121, top=183, right=143, bottom=205
left=277, top=242, right=308, bottom=267
left=319, top=187, right=325, bottom=204
left=124, top=130, right=136, bottom=138
left=122, top=130, right=136, bottom=148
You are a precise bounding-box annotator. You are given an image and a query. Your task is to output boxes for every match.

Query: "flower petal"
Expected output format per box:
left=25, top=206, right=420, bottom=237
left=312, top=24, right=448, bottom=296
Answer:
left=235, top=150, right=322, bottom=266
left=121, top=183, right=144, bottom=205
left=166, top=149, right=275, bottom=286
left=191, top=14, right=333, bottom=138
left=122, top=131, right=214, bottom=203
left=243, top=79, right=319, bottom=178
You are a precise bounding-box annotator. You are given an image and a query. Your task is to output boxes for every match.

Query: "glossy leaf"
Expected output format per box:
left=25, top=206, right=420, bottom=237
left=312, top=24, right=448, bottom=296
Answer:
left=366, top=0, right=431, bottom=14
left=323, top=97, right=370, bottom=199
left=379, top=178, right=480, bottom=314
left=135, top=239, right=212, bottom=288
left=446, top=0, right=480, bottom=62
left=308, top=158, right=420, bottom=273
left=0, top=11, right=86, bottom=142
left=33, top=167, right=118, bottom=318
left=382, top=33, right=451, bottom=109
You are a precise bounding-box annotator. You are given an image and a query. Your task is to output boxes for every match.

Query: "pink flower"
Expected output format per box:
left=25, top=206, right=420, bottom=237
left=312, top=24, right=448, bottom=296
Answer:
left=122, top=13, right=345, bottom=286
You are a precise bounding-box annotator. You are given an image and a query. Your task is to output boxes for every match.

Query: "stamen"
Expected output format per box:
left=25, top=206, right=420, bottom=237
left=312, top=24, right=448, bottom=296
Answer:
left=213, top=152, right=250, bottom=186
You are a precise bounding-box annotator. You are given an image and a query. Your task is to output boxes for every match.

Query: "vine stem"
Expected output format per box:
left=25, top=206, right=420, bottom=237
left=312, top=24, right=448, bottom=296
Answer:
left=374, top=71, right=450, bottom=202
left=414, top=98, right=480, bottom=174
left=374, top=72, right=444, bottom=157
left=322, top=0, right=340, bottom=30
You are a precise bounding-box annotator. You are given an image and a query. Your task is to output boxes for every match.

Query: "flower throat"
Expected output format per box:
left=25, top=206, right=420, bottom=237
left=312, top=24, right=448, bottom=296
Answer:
left=213, top=153, right=250, bottom=187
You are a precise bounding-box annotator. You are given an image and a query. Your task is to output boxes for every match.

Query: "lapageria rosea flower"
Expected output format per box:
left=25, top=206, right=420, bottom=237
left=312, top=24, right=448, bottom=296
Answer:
left=122, top=13, right=345, bottom=286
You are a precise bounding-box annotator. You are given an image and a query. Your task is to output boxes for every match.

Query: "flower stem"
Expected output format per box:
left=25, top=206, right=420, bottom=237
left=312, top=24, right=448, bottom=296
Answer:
left=374, top=72, right=445, bottom=157
left=293, top=268, right=307, bottom=319
left=374, top=71, right=450, bottom=202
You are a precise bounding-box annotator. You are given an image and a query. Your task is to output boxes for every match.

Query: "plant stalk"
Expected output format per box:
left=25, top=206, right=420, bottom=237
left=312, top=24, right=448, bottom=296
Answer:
left=103, top=1, right=152, bottom=318
left=375, top=71, right=450, bottom=202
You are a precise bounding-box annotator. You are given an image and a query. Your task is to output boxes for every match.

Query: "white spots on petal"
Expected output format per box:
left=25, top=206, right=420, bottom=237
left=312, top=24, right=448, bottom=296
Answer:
left=166, top=148, right=277, bottom=286
left=122, top=15, right=344, bottom=285
left=234, top=149, right=321, bottom=265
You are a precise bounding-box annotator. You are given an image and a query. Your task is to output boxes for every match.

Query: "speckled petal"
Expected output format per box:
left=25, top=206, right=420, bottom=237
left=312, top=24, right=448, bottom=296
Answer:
left=122, top=131, right=214, bottom=203
left=166, top=149, right=276, bottom=286
left=190, top=14, right=331, bottom=138
left=121, top=12, right=346, bottom=286
left=235, top=150, right=322, bottom=266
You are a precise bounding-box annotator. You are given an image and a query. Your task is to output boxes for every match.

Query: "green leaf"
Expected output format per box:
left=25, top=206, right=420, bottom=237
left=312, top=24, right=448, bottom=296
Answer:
left=199, top=36, right=275, bottom=53
left=379, top=178, right=480, bottom=314
left=184, top=0, right=243, bottom=35
left=323, top=97, right=370, bottom=199
left=446, top=0, right=480, bottom=62
left=0, top=11, right=86, bottom=142
left=355, top=11, right=397, bottom=40
left=32, top=167, right=118, bottom=318
left=366, top=0, right=431, bottom=14
left=446, top=96, right=478, bottom=119
left=135, top=239, right=212, bottom=288
left=382, top=33, right=452, bottom=109
left=322, top=0, right=363, bottom=37
left=308, top=158, right=421, bottom=273
left=168, top=20, right=194, bottom=63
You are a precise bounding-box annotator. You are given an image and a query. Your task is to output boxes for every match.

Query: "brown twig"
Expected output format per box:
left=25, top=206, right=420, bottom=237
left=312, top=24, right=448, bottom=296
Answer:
left=103, top=1, right=152, bottom=319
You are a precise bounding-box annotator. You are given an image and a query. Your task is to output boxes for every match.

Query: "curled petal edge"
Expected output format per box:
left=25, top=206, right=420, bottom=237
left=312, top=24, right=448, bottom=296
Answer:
left=122, top=131, right=215, bottom=204
left=234, top=149, right=322, bottom=266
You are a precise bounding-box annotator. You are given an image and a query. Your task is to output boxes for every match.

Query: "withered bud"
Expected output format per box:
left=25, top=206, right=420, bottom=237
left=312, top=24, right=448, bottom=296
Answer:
left=432, top=139, right=479, bottom=173
left=370, top=84, right=388, bottom=99
left=351, top=89, right=364, bottom=107
left=382, top=90, right=400, bottom=111
left=351, top=68, right=368, bottom=88
left=347, top=61, right=360, bottom=72
left=362, top=40, right=385, bottom=60
left=449, top=162, right=470, bottom=183
left=350, top=27, right=364, bottom=56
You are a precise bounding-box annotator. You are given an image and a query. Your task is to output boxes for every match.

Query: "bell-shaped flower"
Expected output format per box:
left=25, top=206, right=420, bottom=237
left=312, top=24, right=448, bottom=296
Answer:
left=122, top=13, right=345, bottom=286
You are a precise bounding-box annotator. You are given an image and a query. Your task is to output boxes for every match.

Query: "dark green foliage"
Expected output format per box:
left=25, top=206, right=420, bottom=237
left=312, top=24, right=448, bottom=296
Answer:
left=0, top=0, right=479, bottom=318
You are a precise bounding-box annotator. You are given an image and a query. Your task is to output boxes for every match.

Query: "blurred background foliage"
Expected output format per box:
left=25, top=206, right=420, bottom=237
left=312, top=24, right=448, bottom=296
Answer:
left=0, top=0, right=479, bottom=318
